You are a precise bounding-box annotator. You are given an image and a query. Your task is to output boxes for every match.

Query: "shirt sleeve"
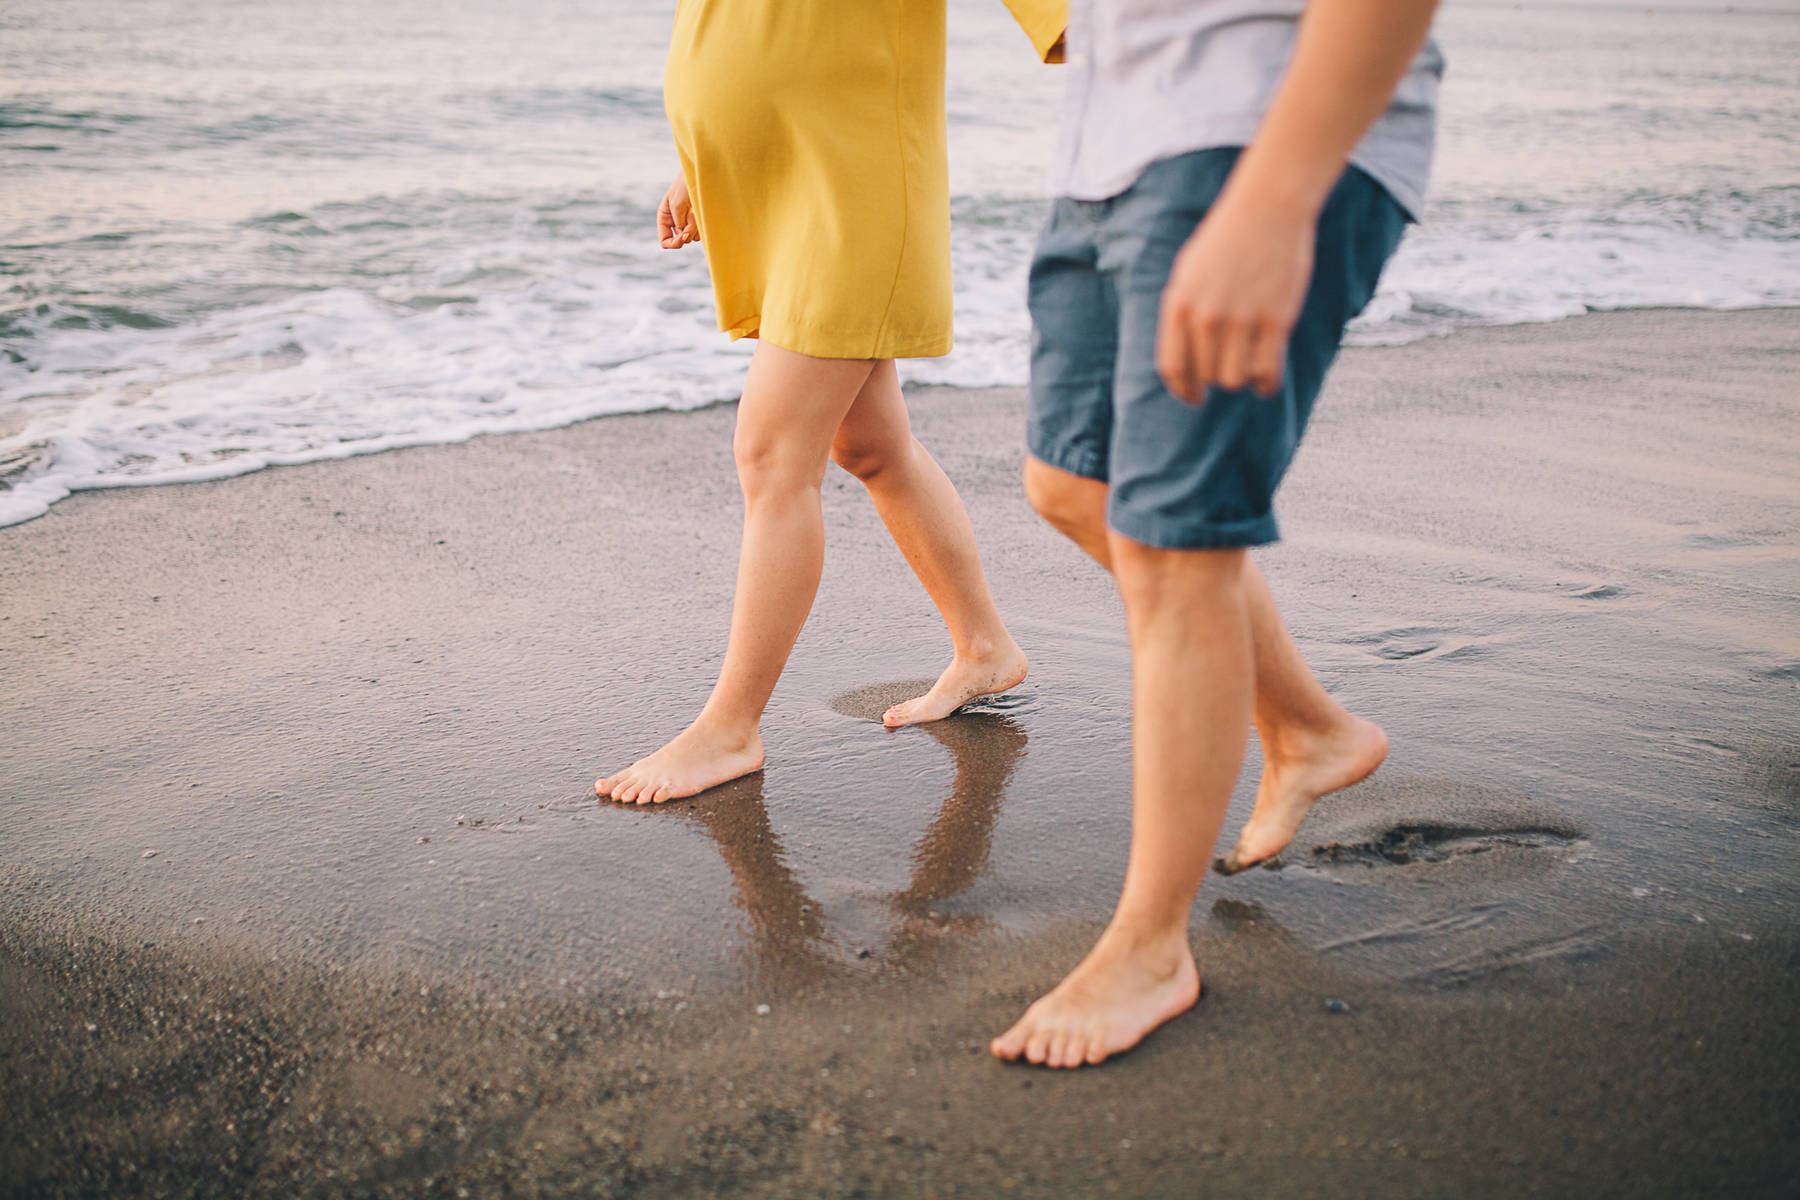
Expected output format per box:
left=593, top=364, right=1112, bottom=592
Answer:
left=1001, top=0, right=1066, bottom=63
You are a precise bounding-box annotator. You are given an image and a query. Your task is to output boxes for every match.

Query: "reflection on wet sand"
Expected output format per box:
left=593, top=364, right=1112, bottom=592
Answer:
left=672, top=713, right=1028, bottom=980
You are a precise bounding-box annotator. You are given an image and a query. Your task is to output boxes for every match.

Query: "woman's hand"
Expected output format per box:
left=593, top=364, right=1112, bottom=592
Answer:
left=657, top=173, right=699, bottom=249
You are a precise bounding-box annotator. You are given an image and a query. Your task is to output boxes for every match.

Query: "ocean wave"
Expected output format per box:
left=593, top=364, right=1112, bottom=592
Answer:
left=4, top=182, right=1798, bottom=528
left=4, top=0, right=1797, bottom=528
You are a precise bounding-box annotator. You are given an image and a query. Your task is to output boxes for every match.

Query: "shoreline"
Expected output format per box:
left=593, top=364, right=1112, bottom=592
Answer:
left=5, top=304, right=1798, bottom=533
left=4, top=308, right=1797, bottom=1196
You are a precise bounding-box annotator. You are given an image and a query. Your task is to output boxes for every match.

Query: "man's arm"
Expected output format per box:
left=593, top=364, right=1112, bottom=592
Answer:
left=1156, top=0, right=1439, bottom=402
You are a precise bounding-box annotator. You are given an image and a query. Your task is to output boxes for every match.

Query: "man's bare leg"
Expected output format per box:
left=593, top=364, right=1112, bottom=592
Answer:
left=596, top=344, right=877, bottom=804
left=1216, top=565, right=1387, bottom=873
left=1022, top=455, right=1385, bottom=872
left=830, top=362, right=1027, bottom=727
left=992, top=536, right=1252, bottom=1067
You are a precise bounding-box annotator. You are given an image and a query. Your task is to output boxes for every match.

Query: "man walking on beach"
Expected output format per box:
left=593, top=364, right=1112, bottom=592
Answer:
left=992, top=0, right=1442, bottom=1067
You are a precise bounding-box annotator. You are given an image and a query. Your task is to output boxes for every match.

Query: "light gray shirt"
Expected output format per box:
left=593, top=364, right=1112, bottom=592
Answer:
left=1053, top=0, right=1444, bottom=219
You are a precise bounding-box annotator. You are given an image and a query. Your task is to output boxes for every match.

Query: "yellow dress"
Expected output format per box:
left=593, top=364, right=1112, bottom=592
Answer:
left=664, top=0, right=1064, bottom=360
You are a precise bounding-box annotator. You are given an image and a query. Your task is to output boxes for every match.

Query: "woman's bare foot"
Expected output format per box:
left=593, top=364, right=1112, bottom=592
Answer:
left=1214, top=715, right=1388, bottom=874
left=882, top=641, right=1028, bottom=728
left=595, top=721, right=764, bottom=806
left=990, top=924, right=1200, bottom=1068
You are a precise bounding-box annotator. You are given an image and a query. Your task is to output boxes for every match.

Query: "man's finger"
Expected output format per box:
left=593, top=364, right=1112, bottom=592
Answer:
left=1156, top=302, right=1197, bottom=403
left=1182, top=311, right=1220, bottom=405
left=1247, top=319, right=1290, bottom=397
left=1214, top=317, right=1251, bottom=393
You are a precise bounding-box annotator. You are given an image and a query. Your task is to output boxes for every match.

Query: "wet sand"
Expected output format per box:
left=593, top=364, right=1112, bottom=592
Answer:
left=4, top=309, right=1797, bottom=1196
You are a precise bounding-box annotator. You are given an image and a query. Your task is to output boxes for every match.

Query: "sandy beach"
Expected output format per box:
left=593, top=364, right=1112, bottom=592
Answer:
left=3, top=309, right=1797, bottom=1197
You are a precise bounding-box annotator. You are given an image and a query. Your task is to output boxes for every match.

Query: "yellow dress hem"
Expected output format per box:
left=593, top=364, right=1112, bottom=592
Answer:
left=724, top=314, right=952, bottom=361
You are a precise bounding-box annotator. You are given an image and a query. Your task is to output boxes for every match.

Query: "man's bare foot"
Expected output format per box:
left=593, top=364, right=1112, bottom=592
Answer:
left=1214, top=715, right=1388, bottom=874
left=595, top=721, right=764, bottom=806
left=990, top=924, right=1200, bottom=1068
left=882, top=641, right=1028, bottom=728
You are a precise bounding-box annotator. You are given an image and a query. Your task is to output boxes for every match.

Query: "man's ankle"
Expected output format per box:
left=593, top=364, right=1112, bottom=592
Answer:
left=1257, top=708, right=1351, bottom=760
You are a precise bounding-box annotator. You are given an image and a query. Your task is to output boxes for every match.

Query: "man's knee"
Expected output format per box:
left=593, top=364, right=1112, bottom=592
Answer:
left=1024, top=458, right=1104, bottom=537
left=1111, top=537, right=1247, bottom=609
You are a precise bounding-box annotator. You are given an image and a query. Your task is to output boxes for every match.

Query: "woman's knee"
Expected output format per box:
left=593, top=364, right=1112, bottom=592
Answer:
left=734, top=424, right=826, bottom=499
left=829, top=428, right=909, bottom=483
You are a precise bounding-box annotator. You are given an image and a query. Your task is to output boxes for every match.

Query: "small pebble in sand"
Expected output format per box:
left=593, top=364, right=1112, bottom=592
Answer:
left=1631, top=887, right=1651, bottom=898
left=1325, top=998, right=1351, bottom=1015
left=755, top=1004, right=771, bottom=1016
left=141, top=850, right=156, bottom=859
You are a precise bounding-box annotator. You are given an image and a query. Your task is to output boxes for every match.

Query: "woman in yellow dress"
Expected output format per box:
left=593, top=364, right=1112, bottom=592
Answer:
left=597, top=1, right=1064, bottom=805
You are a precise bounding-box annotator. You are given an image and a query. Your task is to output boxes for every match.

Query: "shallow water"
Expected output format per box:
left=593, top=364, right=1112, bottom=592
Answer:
left=3, top=312, right=1795, bottom=1008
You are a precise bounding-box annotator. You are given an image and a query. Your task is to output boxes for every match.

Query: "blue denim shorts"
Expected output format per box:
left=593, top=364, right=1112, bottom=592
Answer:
left=1026, top=148, right=1407, bottom=549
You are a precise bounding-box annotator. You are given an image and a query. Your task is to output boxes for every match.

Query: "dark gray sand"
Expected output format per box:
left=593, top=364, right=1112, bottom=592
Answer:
left=4, top=310, right=1797, bottom=1196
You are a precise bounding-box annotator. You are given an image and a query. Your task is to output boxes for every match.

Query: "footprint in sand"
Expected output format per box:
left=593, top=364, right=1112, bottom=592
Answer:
left=1340, top=626, right=1500, bottom=664
left=1404, top=928, right=1608, bottom=990
left=1758, top=662, right=1800, bottom=687
left=1251, top=776, right=1586, bottom=873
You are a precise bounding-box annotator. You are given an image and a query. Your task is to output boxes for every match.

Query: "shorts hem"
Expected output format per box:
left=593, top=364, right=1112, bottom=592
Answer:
left=1025, top=442, right=1106, bottom=483
left=1106, top=505, right=1278, bottom=551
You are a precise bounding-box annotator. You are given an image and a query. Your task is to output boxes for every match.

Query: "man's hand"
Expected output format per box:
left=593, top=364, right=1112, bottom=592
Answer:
left=1156, top=190, right=1313, bottom=402
left=657, top=173, right=699, bottom=249
left=1155, top=0, right=1439, bottom=404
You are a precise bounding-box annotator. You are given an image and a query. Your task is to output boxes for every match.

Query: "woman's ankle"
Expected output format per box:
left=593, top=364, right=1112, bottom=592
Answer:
left=688, top=709, right=762, bottom=750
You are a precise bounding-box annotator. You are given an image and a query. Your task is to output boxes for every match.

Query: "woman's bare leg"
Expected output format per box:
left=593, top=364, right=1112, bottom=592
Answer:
left=829, top=362, right=1027, bottom=726
left=596, top=343, right=877, bottom=804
